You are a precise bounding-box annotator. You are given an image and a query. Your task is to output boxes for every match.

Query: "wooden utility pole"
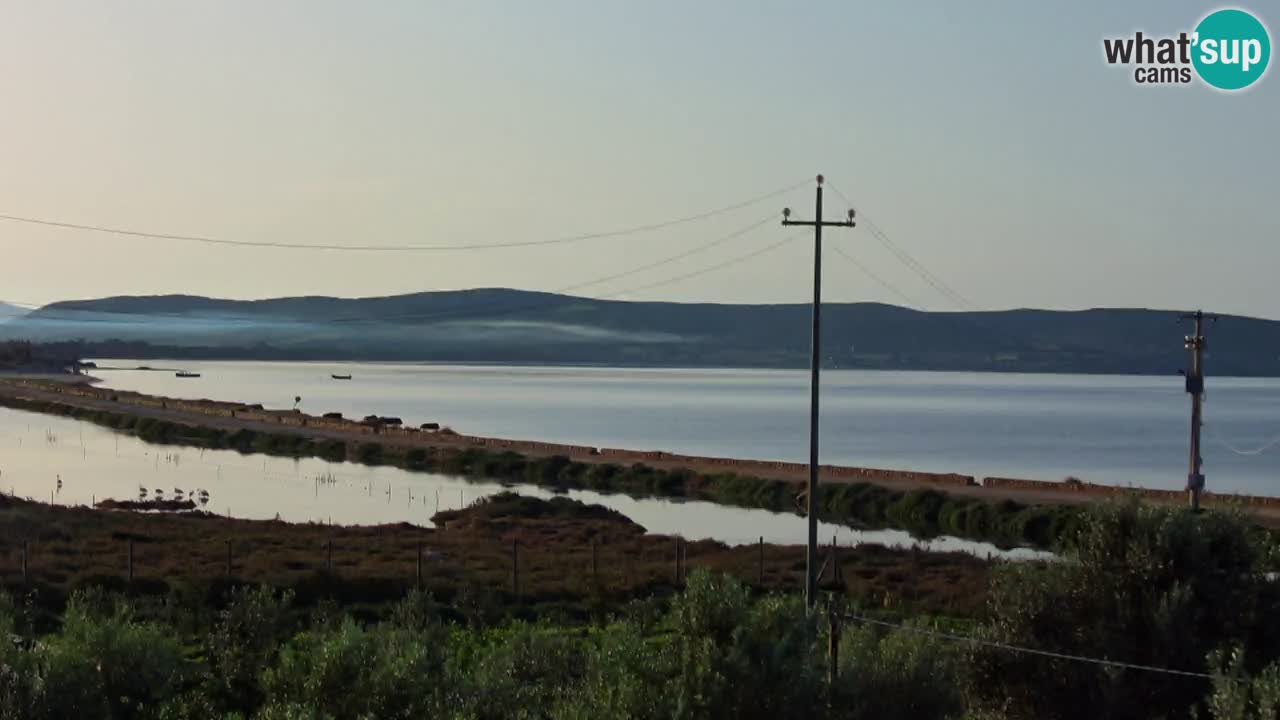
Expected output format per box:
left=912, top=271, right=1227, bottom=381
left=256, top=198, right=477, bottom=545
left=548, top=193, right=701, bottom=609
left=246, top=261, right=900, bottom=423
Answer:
left=1181, top=310, right=1216, bottom=511
left=783, top=175, right=856, bottom=609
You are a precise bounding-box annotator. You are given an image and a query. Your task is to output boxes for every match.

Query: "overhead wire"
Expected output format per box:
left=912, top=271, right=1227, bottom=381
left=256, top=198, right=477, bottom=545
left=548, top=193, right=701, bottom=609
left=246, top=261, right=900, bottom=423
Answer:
left=829, top=245, right=920, bottom=308
left=0, top=214, right=786, bottom=328
left=827, top=184, right=977, bottom=310
left=1206, top=424, right=1280, bottom=456
left=608, top=234, right=801, bottom=298
left=824, top=181, right=1053, bottom=354
left=841, top=611, right=1215, bottom=680
left=0, top=179, right=808, bottom=253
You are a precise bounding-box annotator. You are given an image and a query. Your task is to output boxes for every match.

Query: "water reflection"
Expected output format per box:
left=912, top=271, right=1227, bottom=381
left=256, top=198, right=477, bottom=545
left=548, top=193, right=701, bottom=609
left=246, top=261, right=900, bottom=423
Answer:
left=0, top=406, right=1044, bottom=560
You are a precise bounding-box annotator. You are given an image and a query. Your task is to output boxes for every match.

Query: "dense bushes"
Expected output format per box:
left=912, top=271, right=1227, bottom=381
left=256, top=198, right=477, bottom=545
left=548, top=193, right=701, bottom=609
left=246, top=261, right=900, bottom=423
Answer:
left=2, top=501, right=1279, bottom=718
left=967, top=498, right=1280, bottom=719
left=0, top=572, right=957, bottom=720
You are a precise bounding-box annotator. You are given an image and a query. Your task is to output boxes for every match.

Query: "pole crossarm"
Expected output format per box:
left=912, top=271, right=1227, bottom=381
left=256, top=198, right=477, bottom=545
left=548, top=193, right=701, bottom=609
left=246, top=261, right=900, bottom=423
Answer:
left=782, top=219, right=856, bottom=228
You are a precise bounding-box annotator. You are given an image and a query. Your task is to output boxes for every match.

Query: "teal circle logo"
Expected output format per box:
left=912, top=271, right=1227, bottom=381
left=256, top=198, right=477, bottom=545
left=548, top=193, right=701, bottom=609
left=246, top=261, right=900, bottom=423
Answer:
left=1192, top=8, right=1271, bottom=90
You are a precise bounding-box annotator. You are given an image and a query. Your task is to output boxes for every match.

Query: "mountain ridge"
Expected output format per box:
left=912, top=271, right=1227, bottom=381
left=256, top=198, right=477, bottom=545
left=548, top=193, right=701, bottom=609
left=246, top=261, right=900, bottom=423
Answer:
left=6, top=289, right=1279, bottom=375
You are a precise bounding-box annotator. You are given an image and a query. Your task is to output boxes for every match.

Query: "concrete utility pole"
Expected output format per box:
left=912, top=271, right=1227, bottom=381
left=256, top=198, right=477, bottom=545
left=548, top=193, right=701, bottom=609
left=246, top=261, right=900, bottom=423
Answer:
left=783, top=175, right=855, bottom=609
left=1181, top=310, right=1217, bottom=511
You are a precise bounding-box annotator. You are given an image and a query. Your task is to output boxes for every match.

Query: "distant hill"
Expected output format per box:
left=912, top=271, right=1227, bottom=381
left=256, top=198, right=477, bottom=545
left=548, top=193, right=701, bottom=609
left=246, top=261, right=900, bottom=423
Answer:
left=4, top=289, right=1279, bottom=375
left=0, top=302, right=28, bottom=322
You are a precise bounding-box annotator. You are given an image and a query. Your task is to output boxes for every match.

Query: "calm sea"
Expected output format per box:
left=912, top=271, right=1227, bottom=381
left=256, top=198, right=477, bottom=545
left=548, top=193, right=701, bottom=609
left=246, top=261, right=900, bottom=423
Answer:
left=85, top=360, right=1280, bottom=495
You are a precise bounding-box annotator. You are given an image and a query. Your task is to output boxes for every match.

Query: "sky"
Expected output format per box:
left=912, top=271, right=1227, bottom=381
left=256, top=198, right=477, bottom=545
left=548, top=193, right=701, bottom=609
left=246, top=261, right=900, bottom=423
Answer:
left=0, top=1, right=1277, bottom=317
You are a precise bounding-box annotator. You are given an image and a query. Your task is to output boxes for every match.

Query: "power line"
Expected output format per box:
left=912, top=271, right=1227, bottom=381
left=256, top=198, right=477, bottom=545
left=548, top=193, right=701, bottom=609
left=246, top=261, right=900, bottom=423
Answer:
left=1206, top=421, right=1280, bottom=456
left=0, top=179, right=808, bottom=253
left=1, top=228, right=797, bottom=330
left=826, top=184, right=976, bottom=310
left=824, top=183, right=1054, bottom=355
left=0, top=216, right=781, bottom=328
left=550, top=215, right=775, bottom=296
left=1211, top=433, right=1280, bottom=456
left=609, top=234, right=800, bottom=298
left=829, top=245, right=920, bottom=308
left=841, top=611, right=1215, bottom=680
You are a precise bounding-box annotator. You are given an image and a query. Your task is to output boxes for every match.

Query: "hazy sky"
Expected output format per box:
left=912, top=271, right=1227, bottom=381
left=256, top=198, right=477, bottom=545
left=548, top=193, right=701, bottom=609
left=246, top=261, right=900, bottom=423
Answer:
left=1, top=1, right=1276, bottom=316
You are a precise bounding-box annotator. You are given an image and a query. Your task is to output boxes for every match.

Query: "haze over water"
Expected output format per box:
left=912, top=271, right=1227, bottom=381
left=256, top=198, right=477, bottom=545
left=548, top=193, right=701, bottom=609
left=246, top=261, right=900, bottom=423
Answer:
left=89, top=361, right=1280, bottom=496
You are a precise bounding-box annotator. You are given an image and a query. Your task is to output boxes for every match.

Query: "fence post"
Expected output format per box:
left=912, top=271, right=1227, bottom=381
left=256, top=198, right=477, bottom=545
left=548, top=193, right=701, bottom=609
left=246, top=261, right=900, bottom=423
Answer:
left=832, top=534, right=842, bottom=585
left=758, top=535, right=765, bottom=586
left=127, top=539, right=134, bottom=583
left=681, top=538, right=689, bottom=582
left=673, top=537, right=681, bottom=585
left=416, top=541, right=423, bottom=588
left=828, top=603, right=841, bottom=694
left=591, top=539, right=598, bottom=587
left=512, top=539, right=519, bottom=597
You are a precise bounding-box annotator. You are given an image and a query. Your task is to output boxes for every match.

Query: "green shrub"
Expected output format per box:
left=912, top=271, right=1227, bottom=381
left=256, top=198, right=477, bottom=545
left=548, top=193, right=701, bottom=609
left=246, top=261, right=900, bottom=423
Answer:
left=206, top=586, right=295, bottom=714
left=969, top=499, right=1274, bottom=719
left=670, top=571, right=822, bottom=720
left=550, top=622, right=675, bottom=720
left=33, top=592, right=185, bottom=719
left=261, top=618, right=447, bottom=718
left=833, top=619, right=965, bottom=720
left=459, top=622, right=587, bottom=718
left=354, top=442, right=384, bottom=465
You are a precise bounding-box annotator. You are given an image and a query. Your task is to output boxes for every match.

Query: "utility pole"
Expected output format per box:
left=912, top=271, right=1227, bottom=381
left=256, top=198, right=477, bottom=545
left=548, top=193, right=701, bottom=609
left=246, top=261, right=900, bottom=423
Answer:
left=783, top=174, right=855, bottom=609
left=1181, top=310, right=1216, bottom=511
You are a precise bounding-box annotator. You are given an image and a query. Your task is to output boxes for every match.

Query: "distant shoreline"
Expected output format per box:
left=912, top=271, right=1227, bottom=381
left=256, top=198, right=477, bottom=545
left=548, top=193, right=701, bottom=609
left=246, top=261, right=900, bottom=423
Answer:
left=0, top=370, right=99, bottom=384
left=82, top=356, right=1280, bottom=382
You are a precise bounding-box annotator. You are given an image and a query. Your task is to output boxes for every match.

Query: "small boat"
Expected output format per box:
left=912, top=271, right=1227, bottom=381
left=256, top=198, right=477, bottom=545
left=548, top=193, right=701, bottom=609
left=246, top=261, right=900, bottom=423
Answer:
left=331, top=374, right=352, bottom=380
left=175, top=371, right=201, bottom=378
